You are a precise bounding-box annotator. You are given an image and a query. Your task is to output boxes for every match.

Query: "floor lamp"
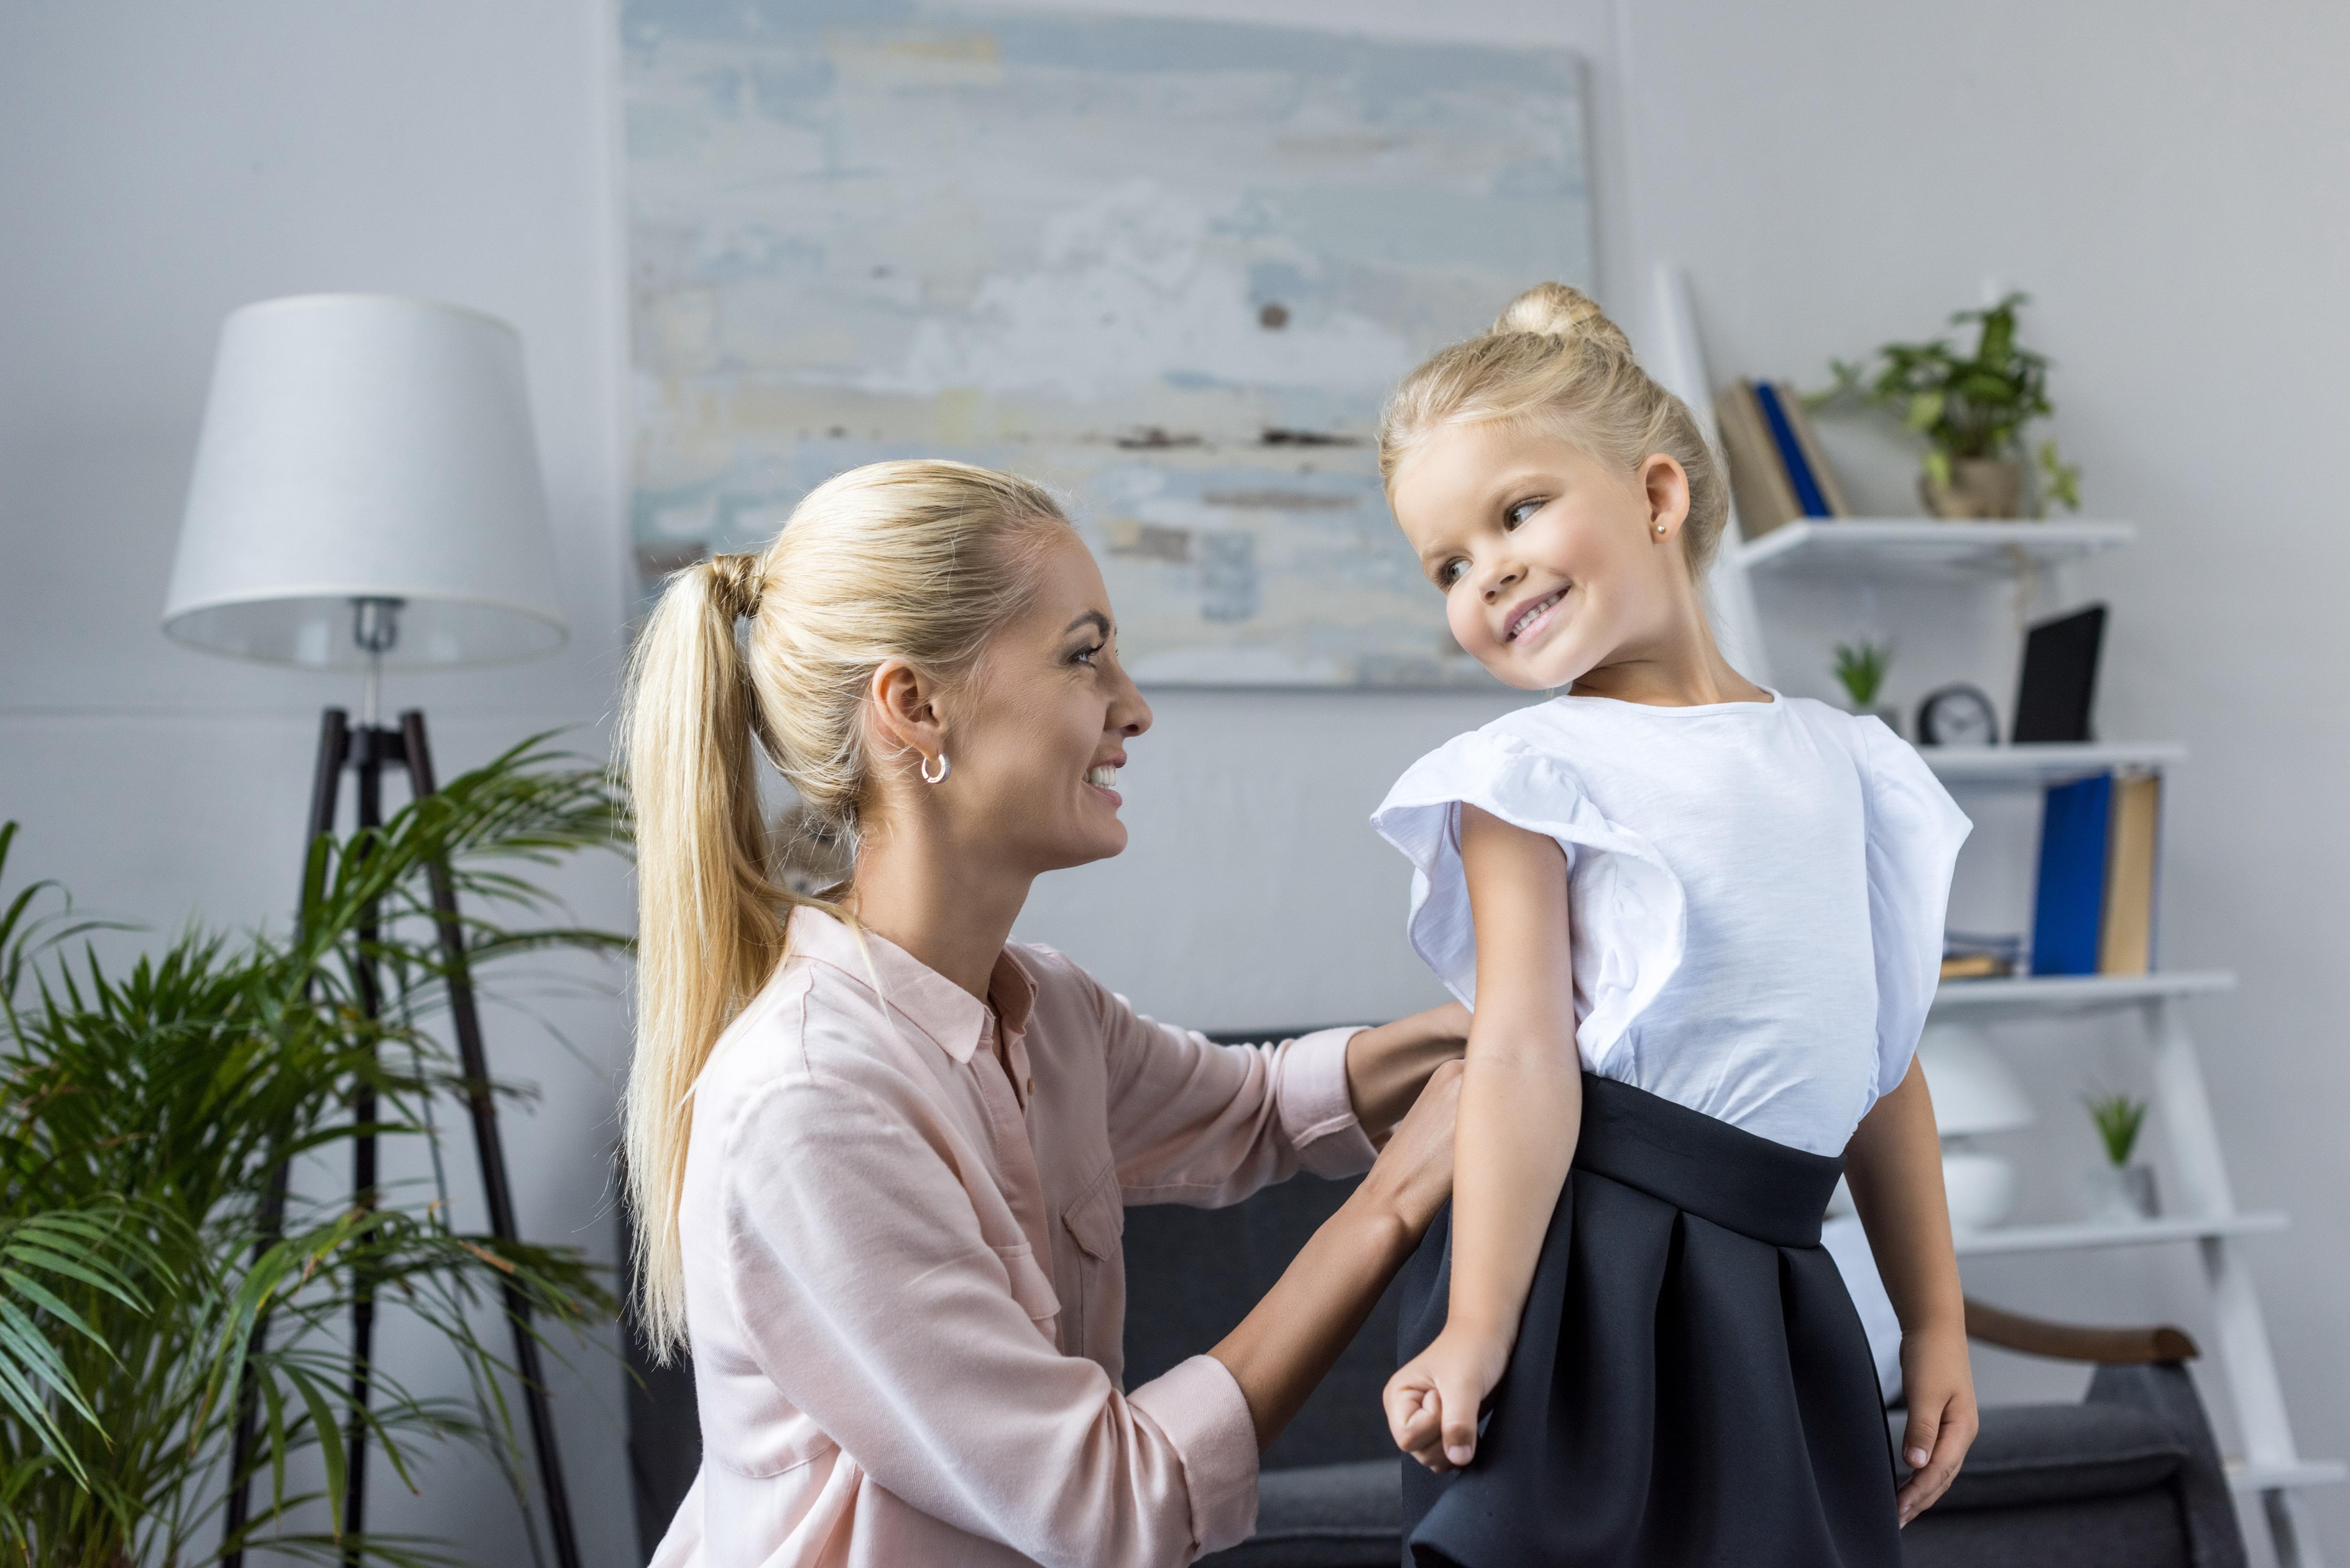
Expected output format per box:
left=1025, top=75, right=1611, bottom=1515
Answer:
left=162, top=295, right=582, bottom=1568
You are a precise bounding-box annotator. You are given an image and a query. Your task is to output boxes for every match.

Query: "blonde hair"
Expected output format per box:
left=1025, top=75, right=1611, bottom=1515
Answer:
left=619, top=459, right=1071, bottom=1359
left=1378, top=281, right=1731, bottom=573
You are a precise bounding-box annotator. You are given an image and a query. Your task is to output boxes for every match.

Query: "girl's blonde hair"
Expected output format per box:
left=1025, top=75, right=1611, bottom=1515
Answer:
left=619, top=459, right=1071, bottom=1360
left=1377, top=281, right=1731, bottom=574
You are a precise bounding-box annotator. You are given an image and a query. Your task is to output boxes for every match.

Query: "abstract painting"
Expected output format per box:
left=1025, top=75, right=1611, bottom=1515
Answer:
left=620, top=1, right=1592, bottom=686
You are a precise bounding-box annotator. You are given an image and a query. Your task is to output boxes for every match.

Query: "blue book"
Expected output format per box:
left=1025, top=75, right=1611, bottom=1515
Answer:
left=1751, top=381, right=1832, bottom=518
left=2031, top=772, right=2113, bottom=975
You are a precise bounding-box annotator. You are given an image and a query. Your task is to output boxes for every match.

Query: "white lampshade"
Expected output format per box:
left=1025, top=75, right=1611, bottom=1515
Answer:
left=162, top=294, right=566, bottom=668
left=1916, top=1022, right=2036, bottom=1137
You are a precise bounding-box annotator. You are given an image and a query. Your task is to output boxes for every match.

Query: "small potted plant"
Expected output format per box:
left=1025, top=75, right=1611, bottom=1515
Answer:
left=1826, top=292, right=2083, bottom=520
left=1833, top=640, right=1901, bottom=735
left=2083, top=1091, right=2160, bottom=1221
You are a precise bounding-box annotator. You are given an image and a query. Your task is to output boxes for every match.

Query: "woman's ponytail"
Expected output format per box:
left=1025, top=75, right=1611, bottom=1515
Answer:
left=620, top=554, right=799, bottom=1359
left=619, top=460, right=1071, bottom=1361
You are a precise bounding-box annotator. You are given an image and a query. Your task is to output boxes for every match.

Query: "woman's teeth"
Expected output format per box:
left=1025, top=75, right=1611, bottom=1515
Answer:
left=1508, top=589, right=1566, bottom=641
left=1086, top=765, right=1119, bottom=788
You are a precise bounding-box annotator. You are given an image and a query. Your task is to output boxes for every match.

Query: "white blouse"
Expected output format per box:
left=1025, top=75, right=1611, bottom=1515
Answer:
left=1371, top=692, right=1970, bottom=1156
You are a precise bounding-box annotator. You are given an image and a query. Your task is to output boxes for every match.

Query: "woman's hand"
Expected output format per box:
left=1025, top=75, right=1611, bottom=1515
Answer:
left=1895, top=1324, right=1978, bottom=1525
left=1354, top=1058, right=1463, bottom=1237
left=1384, top=1323, right=1511, bottom=1472
left=1345, top=1003, right=1472, bottom=1139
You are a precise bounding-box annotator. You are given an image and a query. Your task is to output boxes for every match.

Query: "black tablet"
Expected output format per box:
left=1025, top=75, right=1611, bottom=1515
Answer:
left=2013, top=603, right=2107, bottom=744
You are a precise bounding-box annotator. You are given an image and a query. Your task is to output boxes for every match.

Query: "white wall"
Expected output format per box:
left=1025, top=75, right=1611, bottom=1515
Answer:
left=6, top=0, right=2348, bottom=1560
left=0, top=1, right=640, bottom=1559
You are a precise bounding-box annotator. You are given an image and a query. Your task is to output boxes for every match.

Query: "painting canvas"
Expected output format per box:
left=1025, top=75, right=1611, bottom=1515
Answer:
left=621, top=1, right=1593, bottom=686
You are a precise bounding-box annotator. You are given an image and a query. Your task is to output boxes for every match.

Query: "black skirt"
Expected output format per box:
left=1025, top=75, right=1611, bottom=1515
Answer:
left=1398, top=1074, right=1901, bottom=1568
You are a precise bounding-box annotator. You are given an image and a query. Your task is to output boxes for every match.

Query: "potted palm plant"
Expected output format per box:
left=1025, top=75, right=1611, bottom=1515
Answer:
left=1827, top=292, right=2084, bottom=520
left=0, top=739, right=625, bottom=1564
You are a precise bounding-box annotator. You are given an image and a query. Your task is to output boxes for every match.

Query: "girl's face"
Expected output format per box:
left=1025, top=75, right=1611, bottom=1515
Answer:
left=940, top=534, right=1153, bottom=873
left=1388, top=419, right=1695, bottom=693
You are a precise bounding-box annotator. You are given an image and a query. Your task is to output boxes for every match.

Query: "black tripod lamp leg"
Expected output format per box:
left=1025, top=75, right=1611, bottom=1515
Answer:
left=223, top=708, right=349, bottom=1568
left=399, top=710, right=585, bottom=1568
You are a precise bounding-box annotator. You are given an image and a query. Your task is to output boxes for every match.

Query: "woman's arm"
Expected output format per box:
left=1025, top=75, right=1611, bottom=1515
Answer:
left=1383, top=805, right=1578, bottom=1472
left=1844, top=1058, right=1978, bottom=1525
left=1344, top=1002, right=1472, bottom=1139
left=1209, top=1058, right=1462, bottom=1447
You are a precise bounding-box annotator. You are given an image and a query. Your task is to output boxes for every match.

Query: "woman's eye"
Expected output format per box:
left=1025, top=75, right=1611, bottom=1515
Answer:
left=1504, top=498, right=1544, bottom=530
left=1072, top=643, right=1103, bottom=667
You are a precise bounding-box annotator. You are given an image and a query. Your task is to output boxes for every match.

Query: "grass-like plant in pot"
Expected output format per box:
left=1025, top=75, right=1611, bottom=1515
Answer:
left=1825, top=292, right=2084, bottom=520
left=2082, top=1091, right=2158, bottom=1222
left=0, top=739, right=626, bottom=1566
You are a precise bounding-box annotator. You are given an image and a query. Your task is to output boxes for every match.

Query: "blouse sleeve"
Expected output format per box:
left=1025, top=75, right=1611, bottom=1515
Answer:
left=717, top=1071, right=1259, bottom=1565
left=1040, top=952, right=1376, bottom=1201
left=1856, top=718, right=1973, bottom=1100
left=1369, top=727, right=1684, bottom=1076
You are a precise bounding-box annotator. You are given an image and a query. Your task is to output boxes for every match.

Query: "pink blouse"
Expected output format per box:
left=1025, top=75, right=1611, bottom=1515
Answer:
left=649, top=906, right=1377, bottom=1568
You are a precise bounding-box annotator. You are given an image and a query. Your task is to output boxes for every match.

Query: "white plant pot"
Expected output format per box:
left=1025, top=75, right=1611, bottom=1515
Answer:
left=1941, top=1150, right=2018, bottom=1232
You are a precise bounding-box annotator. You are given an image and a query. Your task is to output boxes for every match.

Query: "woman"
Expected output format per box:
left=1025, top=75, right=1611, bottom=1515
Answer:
left=624, top=460, right=1466, bottom=1568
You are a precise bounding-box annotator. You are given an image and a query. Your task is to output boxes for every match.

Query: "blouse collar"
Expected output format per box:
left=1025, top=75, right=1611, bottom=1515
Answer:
left=784, top=904, right=1037, bottom=1064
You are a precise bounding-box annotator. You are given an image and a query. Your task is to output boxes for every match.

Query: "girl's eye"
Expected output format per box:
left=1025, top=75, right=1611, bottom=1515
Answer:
left=1504, top=498, right=1544, bottom=530
left=1437, top=559, right=1467, bottom=588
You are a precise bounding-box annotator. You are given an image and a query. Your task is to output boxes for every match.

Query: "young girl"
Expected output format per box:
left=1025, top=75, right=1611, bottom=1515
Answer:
left=1369, top=284, right=1978, bottom=1567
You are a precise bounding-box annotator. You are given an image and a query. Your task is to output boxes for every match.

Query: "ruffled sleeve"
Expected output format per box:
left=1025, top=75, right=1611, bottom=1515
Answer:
left=1856, top=718, right=1973, bottom=1101
left=1369, top=727, right=1685, bottom=1076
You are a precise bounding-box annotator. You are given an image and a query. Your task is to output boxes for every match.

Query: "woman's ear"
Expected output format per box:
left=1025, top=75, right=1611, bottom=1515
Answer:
left=1641, top=453, right=1692, bottom=543
left=867, top=657, right=946, bottom=774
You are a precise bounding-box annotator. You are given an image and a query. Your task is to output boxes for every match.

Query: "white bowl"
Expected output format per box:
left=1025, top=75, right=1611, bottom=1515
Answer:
left=1942, top=1150, right=2018, bottom=1232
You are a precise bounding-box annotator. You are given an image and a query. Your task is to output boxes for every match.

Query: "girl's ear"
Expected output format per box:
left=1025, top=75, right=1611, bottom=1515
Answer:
left=868, top=657, right=946, bottom=772
left=1641, top=453, right=1693, bottom=543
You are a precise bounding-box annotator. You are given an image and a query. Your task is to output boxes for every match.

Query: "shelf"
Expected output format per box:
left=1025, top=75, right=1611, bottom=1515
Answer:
left=1952, top=1210, right=2286, bottom=1258
left=2229, top=1458, right=2349, bottom=1492
left=1922, top=741, right=2187, bottom=785
left=1734, top=518, right=2137, bottom=578
left=1932, top=970, right=2236, bottom=1017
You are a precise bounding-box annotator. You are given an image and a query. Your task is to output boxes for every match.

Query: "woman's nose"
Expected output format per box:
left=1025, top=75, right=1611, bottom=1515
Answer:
left=1112, top=669, right=1152, bottom=737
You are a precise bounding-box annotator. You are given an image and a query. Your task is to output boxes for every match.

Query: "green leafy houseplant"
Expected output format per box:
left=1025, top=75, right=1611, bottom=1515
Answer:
left=2085, top=1092, right=2150, bottom=1169
left=0, top=739, right=627, bottom=1566
left=1833, top=640, right=1894, bottom=712
left=1825, top=292, right=2083, bottom=519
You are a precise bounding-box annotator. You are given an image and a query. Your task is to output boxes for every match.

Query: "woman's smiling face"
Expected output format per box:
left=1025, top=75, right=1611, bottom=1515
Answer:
left=1388, top=419, right=1695, bottom=693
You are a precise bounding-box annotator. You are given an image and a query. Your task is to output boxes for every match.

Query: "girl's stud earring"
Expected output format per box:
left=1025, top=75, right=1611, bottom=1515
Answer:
left=920, top=752, right=951, bottom=784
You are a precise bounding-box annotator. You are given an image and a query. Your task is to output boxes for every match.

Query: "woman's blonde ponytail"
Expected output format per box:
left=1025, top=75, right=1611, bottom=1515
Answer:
left=619, top=460, right=1069, bottom=1360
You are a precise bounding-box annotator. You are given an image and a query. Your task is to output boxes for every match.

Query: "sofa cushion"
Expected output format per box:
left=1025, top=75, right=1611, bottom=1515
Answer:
left=1895, top=1401, right=2187, bottom=1512
left=1900, top=1488, right=2193, bottom=1568
left=1197, top=1460, right=1399, bottom=1568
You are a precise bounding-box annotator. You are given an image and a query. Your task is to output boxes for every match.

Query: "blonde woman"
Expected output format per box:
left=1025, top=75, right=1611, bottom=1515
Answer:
left=624, top=460, right=1467, bottom=1568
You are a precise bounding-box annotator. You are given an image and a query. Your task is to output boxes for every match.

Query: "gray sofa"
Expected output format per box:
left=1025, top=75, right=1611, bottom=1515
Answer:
left=622, top=1049, right=2246, bottom=1568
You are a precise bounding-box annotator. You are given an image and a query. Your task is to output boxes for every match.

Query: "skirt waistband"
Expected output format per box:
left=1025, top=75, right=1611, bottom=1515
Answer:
left=1574, top=1074, right=1842, bottom=1248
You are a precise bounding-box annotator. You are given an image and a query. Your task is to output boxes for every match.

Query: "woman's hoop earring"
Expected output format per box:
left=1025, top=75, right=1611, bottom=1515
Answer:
left=920, top=752, right=951, bottom=785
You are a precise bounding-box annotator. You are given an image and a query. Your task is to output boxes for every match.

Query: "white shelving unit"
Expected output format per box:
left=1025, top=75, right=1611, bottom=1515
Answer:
left=1736, top=518, right=2138, bottom=578
left=1649, top=264, right=2335, bottom=1568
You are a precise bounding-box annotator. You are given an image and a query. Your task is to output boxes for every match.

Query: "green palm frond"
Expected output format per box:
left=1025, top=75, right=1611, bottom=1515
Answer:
left=0, top=739, right=628, bottom=1564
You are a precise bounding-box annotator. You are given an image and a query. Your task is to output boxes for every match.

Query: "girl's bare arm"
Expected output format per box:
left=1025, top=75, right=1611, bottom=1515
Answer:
left=1844, top=1059, right=1978, bottom=1524
left=1383, top=804, right=1579, bottom=1471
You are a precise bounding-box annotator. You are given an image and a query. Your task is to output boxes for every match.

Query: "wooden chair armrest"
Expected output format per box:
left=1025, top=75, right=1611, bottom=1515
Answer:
left=1964, top=1297, right=2199, bottom=1365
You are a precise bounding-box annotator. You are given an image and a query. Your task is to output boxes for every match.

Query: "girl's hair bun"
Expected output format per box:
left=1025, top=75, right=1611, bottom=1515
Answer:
left=1492, top=281, right=1630, bottom=356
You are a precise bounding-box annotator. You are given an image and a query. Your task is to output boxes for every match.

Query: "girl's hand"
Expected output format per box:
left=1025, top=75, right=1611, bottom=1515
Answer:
left=1895, top=1324, right=1979, bottom=1525
left=1384, top=1324, right=1511, bottom=1473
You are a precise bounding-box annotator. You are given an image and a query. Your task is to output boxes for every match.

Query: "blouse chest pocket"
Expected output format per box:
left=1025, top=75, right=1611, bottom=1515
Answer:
left=1060, top=1166, right=1126, bottom=1376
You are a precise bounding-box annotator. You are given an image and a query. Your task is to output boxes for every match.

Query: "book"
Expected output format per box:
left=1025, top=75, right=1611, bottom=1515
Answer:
left=1713, top=382, right=1802, bottom=539
left=1772, top=382, right=1852, bottom=516
left=1750, top=380, right=1832, bottom=518
left=2031, top=772, right=2113, bottom=976
left=2029, top=770, right=2165, bottom=976
left=2099, top=772, right=2162, bottom=975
